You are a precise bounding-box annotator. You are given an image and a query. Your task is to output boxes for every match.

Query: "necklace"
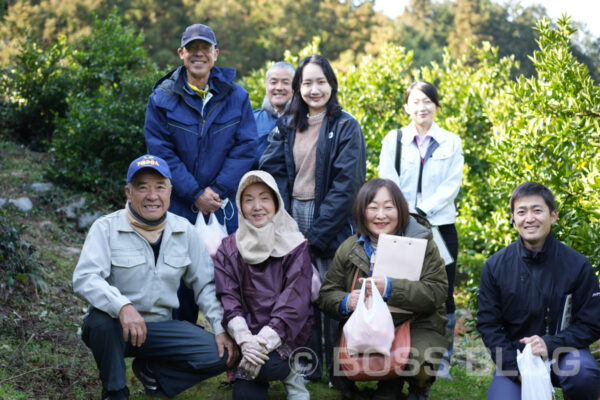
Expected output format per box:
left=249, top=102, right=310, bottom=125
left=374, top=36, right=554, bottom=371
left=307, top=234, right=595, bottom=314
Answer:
left=307, top=110, right=326, bottom=119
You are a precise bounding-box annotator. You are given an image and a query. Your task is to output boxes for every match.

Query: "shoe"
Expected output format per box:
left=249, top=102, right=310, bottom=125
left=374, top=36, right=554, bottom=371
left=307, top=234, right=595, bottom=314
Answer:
left=132, top=358, right=166, bottom=397
left=373, top=379, right=404, bottom=400
left=283, top=370, right=310, bottom=400
left=437, top=361, right=453, bottom=380
left=407, top=384, right=430, bottom=400
left=101, top=386, right=129, bottom=400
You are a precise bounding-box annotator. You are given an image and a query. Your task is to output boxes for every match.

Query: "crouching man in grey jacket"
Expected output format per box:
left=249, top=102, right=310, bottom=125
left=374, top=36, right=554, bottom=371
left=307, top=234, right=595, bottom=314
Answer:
left=73, top=154, right=238, bottom=400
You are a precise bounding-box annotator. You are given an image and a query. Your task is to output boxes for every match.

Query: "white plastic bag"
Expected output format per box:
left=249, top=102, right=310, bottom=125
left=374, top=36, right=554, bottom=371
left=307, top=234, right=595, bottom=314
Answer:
left=517, top=343, right=555, bottom=400
left=342, top=278, right=395, bottom=356
left=195, top=212, right=227, bottom=258
left=310, top=264, right=322, bottom=303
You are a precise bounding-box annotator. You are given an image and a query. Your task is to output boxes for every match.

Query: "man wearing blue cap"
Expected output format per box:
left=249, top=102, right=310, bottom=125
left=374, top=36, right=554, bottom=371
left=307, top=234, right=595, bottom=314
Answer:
left=144, top=23, right=258, bottom=324
left=73, top=155, right=238, bottom=400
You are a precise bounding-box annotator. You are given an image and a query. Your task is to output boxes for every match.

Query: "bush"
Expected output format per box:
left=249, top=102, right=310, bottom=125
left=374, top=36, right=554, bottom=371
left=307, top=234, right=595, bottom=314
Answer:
left=0, top=33, right=70, bottom=151
left=0, top=208, right=46, bottom=290
left=49, top=9, right=161, bottom=205
left=479, top=16, right=600, bottom=270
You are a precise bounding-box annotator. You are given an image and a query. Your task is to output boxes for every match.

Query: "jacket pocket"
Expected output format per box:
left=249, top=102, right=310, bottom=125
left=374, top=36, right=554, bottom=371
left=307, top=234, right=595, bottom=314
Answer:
left=166, top=109, right=201, bottom=136
left=111, top=253, right=146, bottom=268
left=168, top=121, right=199, bottom=136
left=211, top=117, right=240, bottom=135
left=162, top=254, right=191, bottom=287
left=110, top=251, right=146, bottom=293
left=163, top=254, right=191, bottom=268
left=430, top=148, right=453, bottom=160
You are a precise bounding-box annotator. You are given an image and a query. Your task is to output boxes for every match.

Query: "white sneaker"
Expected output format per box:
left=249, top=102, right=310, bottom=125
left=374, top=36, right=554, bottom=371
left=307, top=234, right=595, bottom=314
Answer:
left=283, top=371, right=310, bottom=400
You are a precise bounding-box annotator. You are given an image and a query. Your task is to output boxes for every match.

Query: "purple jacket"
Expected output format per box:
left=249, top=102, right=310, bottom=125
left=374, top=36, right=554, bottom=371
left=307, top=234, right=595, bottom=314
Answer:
left=214, top=235, right=313, bottom=349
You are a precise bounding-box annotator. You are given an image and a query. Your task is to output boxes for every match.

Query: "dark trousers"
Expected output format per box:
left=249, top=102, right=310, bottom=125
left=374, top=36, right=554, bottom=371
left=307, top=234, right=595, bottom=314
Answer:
left=306, top=256, right=338, bottom=381
left=438, top=223, right=458, bottom=365
left=232, top=352, right=291, bottom=400
left=173, top=282, right=199, bottom=323
left=437, top=223, right=458, bottom=315
left=174, top=202, right=238, bottom=324
left=82, top=308, right=228, bottom=397
left=488, top=349, right=600, bottom=400
left=306, top=304, right=339, bottom=381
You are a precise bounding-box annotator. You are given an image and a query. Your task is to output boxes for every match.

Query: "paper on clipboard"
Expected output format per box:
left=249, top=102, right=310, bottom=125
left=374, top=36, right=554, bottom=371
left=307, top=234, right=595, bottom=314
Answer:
left=372, top=233, right=427, bottom=313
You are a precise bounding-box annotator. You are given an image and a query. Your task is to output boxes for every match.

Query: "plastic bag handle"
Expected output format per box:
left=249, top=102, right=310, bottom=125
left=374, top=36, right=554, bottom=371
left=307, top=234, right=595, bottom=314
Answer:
left=195, top=212, right=217, bottom=229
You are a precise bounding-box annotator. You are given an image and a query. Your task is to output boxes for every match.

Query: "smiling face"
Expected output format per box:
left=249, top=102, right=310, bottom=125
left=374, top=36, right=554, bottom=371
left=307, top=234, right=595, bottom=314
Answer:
left=178, top=40, right=219, bottom=88
left=125, top=170, right=171, bottom=222
left=512, top=195, right=557, bottom=251
left=241, top=183, right=277, bottom=228
left=266, top=67, right=293, bottom=114
left=365, top=187, right=399, bottom=238
left=300, top=63, right=332, bottom=116
left=404, top=89, right=438, bottom=130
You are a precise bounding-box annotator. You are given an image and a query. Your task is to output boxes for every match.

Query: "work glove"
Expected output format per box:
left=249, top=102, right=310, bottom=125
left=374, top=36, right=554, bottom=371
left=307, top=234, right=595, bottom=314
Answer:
left=227, top=316, right=269, bottom=365
left=257, top=325, right=282, bottom=353
left=239, top=355, right=263, bottom=379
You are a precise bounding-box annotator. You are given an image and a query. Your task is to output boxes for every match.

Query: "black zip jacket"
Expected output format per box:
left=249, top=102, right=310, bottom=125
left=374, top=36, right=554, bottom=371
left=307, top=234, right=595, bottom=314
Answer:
left=477, top=231, right=600, bottom=381
left=259, top=107, right=366, bottom=258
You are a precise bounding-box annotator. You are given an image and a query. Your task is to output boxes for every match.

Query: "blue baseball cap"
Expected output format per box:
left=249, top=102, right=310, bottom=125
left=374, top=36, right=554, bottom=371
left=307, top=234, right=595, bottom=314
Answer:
left=181, top=24, right=217, bottom=48
left=127, top=155, right=172, bottom=183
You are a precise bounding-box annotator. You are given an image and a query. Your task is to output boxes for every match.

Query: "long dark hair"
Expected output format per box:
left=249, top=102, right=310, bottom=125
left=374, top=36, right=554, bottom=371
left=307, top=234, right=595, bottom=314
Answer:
left=289, top=54, right=341, bottom=132
left=353, top=178, right=410, bottom=238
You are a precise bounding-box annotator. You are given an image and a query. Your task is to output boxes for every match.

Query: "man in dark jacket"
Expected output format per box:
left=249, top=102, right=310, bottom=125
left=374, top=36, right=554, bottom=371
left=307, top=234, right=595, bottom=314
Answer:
left=477, top=182, right=600, bottom=400
left=144, top=24, right=257, bottom=324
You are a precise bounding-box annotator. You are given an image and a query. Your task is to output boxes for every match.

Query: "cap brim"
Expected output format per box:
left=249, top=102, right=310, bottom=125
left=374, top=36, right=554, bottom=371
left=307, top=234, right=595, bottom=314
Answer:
left=182, top=36, right=217, bottom=47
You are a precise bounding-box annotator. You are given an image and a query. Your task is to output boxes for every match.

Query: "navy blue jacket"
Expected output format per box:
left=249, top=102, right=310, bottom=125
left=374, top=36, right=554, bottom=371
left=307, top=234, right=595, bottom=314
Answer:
left=259, top=108, right=366, bottom=258
left=145, top=65, right=257, bottom=232
left=477, top=231, right=600, bottom=381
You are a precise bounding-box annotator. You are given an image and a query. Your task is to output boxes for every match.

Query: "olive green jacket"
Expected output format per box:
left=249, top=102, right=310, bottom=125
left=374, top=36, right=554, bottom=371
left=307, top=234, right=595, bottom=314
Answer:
left=318, top=214, right=449, bottom=362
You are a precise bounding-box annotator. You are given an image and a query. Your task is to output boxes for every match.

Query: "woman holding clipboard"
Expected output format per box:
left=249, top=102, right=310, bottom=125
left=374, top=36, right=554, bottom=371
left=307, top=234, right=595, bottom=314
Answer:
left=318, top=178, right=449, bottom=400
left=378, top=81, right=463, bottom=378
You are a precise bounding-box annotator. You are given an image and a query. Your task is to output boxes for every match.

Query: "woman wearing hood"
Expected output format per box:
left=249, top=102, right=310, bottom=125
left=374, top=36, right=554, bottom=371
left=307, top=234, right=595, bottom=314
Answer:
left=214, top=170, right=313, bottom=400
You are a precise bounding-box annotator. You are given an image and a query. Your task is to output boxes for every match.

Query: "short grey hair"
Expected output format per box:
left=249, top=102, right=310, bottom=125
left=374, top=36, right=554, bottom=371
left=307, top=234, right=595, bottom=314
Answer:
left=265, top=61, right=295, bottom=84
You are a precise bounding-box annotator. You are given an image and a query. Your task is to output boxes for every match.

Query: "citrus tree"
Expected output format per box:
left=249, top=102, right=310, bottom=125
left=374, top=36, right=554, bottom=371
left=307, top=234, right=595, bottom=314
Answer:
left=476, top=16, right=600, bottom=271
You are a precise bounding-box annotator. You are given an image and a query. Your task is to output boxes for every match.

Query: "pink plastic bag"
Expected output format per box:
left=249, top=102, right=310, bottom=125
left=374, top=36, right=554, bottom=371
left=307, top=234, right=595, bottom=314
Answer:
left=342, top=278, right=395, bottom=356
left=195, top=212, right=227, bottom=258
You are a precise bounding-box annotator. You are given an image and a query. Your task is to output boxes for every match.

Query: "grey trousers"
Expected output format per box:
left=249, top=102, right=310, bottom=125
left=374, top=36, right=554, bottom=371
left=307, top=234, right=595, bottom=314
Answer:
left=82, top=308, right=228, bottom=397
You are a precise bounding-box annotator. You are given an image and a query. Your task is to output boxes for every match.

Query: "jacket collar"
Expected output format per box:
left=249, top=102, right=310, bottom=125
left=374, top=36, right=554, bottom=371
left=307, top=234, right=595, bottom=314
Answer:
left=276, top=106, right=343, bottom=136
left=260, top=95, right=289, bottom=118
left=154, top=65, right=235, bottom=99
left=401, top=121, right=448, bottom=146
left=517, top=230, right=555, bottom=264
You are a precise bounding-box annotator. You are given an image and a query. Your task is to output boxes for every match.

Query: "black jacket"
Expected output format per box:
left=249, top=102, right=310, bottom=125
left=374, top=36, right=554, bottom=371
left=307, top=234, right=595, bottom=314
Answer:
left=477, top=231, right=600, bottom=381
left=259, top=108, right=366, bottom=258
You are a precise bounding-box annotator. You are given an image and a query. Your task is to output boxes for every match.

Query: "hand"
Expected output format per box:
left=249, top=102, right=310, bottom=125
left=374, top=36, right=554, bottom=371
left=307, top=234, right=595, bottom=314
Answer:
left=347, top=289, right=362, bottom=312
left=118, top=304, right=146, bottom=347
left=194, top=187, right=222, bottom=214
left=216, top=332, right=239, bottom=368
left=520, top=335, right=549, bottom=358
left=240, top=335, right=269, bottom=365
left=359, top=276, right=387, bottom=297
